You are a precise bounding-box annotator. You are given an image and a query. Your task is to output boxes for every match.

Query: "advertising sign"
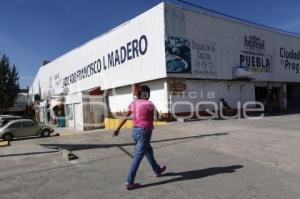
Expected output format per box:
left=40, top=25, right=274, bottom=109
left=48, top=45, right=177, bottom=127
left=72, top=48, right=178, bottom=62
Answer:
left=279, top=47, right=300, bottom=74
left=165, top=36, right=191, bottom=73
left=165, top=37, right=216, bottom=75
left=240, top=34, right=272, bottom=73
left=191, top=40, right=216, bottom=74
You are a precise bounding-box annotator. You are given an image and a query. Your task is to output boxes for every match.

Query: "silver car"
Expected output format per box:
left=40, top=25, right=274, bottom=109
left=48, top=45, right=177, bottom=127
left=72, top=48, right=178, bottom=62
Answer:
left=0, top=115, right=23, bottom=127
left=0, top=115, right=20, bottom=120
left=0, top=119, right=54, bottom=141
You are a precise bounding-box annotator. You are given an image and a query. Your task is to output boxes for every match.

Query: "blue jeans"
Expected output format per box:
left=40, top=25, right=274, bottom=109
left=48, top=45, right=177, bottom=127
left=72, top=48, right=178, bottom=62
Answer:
left=127, top=127, right=161, bottom=184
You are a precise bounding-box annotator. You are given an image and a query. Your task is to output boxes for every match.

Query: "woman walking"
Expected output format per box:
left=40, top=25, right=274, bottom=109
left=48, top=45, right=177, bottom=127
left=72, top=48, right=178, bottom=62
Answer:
left=113, top=85, right=166, bottom=190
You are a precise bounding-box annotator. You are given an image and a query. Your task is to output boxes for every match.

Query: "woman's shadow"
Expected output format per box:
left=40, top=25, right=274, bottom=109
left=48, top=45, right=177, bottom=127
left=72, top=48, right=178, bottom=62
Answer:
left=142, top=165, right=243, bottom=188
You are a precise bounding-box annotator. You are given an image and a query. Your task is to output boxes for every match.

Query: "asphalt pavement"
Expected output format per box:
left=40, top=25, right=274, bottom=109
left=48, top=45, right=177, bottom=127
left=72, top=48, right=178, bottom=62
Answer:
left=1, top=114, right=300, bottom=199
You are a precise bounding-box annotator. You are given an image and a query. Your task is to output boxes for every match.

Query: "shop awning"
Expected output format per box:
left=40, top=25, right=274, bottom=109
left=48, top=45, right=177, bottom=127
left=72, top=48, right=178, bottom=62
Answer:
left=50, top=101, right=64, bottom=110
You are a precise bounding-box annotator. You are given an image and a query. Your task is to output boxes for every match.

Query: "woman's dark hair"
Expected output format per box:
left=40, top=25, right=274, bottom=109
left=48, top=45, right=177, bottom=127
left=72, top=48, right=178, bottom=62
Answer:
left=138, top=85, right=150, bottom=99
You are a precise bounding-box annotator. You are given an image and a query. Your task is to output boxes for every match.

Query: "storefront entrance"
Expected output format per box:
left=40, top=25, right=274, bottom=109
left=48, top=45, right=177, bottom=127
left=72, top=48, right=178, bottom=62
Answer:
left=255, top=86, right=268, bottom=104
left=255, top=86, right=283, bottom=112
left=287, top=84, right=300, bottom=110
left=82, top=87, right=105, bottom=130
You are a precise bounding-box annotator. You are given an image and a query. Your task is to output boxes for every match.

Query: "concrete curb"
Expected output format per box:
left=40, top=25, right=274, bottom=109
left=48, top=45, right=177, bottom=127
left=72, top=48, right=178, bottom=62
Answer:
left=104, top=118, right=167, bottom=130
left=59, top=148, right=79, bottom=161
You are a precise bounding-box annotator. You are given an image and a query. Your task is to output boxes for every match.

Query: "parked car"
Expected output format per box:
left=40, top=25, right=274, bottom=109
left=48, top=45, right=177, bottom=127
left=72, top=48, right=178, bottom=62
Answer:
left=0, top=119, right=54, bottom=141
left=0, top=115, right=22, bottom=120
left=0, top=115, right=14, bottom=120
left=0, top=115, right=23, bottom=127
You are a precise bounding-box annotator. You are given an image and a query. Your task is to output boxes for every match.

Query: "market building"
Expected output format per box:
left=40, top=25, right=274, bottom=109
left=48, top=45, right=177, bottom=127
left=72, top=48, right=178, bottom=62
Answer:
left=30, top=2, right=300, bottom=130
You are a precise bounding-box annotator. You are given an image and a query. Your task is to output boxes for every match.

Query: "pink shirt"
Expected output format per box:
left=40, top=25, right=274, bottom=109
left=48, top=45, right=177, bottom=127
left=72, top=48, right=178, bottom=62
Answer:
left=128, top=99, right=155, bottom=130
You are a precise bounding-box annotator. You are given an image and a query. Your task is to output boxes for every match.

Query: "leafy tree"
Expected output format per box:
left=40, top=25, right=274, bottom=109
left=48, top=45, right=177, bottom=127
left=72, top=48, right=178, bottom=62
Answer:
left=0, top=54, right=20, bottom=113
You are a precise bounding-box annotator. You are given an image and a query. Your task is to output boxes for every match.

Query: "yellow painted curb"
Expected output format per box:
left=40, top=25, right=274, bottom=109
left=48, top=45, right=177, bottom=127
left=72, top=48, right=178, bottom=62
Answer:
left=0, top=141, right=10, bottom=147
left=104, top=118, right=167, bottom=130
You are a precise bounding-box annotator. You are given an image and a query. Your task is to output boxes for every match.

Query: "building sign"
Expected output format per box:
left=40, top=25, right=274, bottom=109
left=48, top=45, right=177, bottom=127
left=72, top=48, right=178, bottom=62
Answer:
left=191, top=40, right=216, bottom=74
left=280, top=47, right=300, bottom=74
left=165, top=36, right=191, bottom=73
left=54, top=73, right=62, bottom=87
left=62, top=34, right=148, bottom=87
left=240, top=35, right=271, bottom=73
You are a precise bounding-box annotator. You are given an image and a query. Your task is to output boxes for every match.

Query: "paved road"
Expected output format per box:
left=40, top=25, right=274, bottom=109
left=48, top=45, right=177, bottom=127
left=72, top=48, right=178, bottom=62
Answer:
left=1, top=114, right=300, bottom=199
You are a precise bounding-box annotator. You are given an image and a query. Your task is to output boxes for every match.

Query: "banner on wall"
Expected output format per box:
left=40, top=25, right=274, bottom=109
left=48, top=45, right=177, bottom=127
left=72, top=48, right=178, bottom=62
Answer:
left=165, top=36, right=217, bottom=75
left=240, top=34, right=272, bottom=73
left=279, top=47, right=300, bottom=74
left=165, top=36, right=191, bottom=73
left=164, top=2, right=300, bottom=82
left=191, top=40, right=216, bottom=74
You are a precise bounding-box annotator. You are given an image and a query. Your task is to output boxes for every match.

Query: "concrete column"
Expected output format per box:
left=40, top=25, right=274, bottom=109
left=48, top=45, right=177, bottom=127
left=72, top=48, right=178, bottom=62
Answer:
left=282, top=83, right=287, bottom=110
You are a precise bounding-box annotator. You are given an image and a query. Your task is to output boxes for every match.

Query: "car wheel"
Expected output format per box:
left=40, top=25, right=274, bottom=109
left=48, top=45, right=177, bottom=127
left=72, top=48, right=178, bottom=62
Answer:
left=41, top=129, right=51, bottom=137
left=3, top=133, right=13, bottom=141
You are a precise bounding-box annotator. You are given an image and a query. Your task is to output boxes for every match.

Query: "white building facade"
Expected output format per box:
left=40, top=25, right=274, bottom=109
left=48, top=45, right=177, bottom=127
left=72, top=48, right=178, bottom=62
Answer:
left=30, top=2, right=300, bottom=130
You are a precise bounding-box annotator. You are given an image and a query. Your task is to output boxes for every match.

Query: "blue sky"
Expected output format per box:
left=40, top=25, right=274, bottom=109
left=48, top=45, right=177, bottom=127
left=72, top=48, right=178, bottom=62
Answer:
left=1, top=0, right=300, bottom=88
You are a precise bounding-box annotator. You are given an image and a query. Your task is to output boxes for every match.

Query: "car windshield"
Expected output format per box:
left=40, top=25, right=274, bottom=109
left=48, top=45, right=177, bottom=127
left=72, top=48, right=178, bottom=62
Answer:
left=0, top=120, right=8, bottom=128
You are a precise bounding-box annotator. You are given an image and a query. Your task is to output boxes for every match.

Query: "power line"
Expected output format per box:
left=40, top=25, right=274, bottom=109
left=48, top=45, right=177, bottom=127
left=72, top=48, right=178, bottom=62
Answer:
left=142, top=0, right=300, bottom=46
left=140, top=0, right=242, bottom=45
left=175, top=0, right=300, bottom=37
left=174, top=0, right=244, bottom=19
left=174, top=0, right=204, bottom=9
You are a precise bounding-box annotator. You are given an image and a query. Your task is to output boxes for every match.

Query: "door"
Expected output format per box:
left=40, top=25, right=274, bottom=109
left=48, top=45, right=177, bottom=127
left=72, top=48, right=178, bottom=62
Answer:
left=270, top=87, right=282, bottom=111
left=255, top=86, right=268, bottom=103
left=74, top=103, right=83, bottom=130
left=66, top=104, right=74, bottom=128
left=7, top=121, right=23, bottom=138
left=287, top=84, right=300, bottom=110
left=22, top=121, right=39, bottom=136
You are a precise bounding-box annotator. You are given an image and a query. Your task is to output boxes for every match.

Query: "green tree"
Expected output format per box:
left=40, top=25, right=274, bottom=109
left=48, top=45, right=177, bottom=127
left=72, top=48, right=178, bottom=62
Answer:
left=0, top=54, right=20, bottom=113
